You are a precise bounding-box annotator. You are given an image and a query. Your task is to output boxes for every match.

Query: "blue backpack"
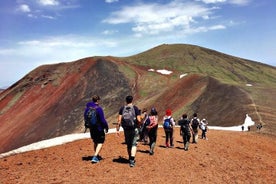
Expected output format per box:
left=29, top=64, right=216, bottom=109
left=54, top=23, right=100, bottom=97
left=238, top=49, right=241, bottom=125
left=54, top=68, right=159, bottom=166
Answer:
left=163, top=117, right=171, bottom=129
left=84, top=107, right=99, bottom=128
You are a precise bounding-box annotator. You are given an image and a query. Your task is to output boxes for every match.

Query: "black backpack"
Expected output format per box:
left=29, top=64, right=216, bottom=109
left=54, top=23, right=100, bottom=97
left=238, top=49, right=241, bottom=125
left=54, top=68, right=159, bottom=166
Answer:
left=84, top=107, right=99, bottom=129
left=191, top=118, right=199, bottom=129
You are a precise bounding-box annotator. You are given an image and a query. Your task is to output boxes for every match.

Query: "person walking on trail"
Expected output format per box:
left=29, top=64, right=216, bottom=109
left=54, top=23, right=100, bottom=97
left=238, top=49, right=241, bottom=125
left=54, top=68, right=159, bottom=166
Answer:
left=191, top=113, right=200, bottom=144
left=178, top=113, right=192, bottom=151
left=200, top=118, right=208, bottom=140
left=139, top=108, right=149, bottom=144
left=84, top=95, right=109, bottom=164
left=163, top=109, right=175, bottom=148
left=146, top=107, right=158, bottom=155
left=116, top=95, right=142, bottom=167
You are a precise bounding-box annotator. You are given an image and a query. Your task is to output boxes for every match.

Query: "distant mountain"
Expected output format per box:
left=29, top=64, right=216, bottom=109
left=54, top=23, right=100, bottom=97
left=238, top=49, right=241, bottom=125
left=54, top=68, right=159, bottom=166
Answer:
left=0, top=44, right=275, bottom=153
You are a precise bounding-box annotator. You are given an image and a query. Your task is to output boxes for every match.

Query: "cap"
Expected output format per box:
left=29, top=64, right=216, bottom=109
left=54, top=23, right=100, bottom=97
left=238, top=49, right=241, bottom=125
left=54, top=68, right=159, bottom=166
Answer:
left=166, top=109, right=172, bottom=116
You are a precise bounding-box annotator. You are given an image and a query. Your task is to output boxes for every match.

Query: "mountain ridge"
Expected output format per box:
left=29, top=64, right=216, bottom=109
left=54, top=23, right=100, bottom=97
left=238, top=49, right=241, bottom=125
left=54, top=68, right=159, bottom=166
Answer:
left=0, top=43, right=275, bottom=153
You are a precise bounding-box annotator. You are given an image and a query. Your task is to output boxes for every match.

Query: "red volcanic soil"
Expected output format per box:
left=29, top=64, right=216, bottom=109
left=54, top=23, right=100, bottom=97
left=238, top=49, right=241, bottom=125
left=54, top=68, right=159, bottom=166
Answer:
left=1, top=128, right=275, bottom=184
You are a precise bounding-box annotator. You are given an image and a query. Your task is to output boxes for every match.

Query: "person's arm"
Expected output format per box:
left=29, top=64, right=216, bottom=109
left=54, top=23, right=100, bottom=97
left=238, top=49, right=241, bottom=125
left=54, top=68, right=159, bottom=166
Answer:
left=116, top=107, right=123, bottom=134
left=134, top=106, right=142, bottom=126
left=171, top=118, right=176, bottom=126
left=97, top=107, right=109, bottom=131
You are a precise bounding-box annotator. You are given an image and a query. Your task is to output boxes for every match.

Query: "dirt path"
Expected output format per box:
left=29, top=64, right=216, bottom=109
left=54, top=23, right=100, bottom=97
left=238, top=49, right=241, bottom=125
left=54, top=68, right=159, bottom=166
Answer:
left=1, top=128, right=275, bottom=184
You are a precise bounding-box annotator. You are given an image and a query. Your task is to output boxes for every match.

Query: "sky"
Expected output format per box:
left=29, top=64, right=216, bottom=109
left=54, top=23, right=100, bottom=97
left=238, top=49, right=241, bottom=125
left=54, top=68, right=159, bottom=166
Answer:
left=0, top=0, right=275, bottom=88
left=0, top=113, right=256, bottom=158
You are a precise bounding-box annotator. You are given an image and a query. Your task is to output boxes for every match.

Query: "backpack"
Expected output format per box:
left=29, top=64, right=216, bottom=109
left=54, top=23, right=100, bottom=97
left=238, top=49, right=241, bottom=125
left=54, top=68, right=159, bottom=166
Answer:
left=163, top=117, right=171, bottom=129
left=191, top=118, right=199, bottom=129
left=121, top=106, right=136, bottom=129
left=84, top=107, right=99, bottom=129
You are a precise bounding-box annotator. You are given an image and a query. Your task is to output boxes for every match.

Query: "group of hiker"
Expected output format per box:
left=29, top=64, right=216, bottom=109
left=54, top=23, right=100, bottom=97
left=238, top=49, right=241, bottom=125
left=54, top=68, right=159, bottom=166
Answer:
left=84, top=95, right=208, bottom=167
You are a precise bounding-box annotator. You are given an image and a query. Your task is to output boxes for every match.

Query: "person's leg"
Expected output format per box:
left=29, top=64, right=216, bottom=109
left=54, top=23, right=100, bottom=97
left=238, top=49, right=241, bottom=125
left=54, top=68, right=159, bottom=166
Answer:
left=92, top=131, right=105, bottom=163
left=165, top=130, right=169, bottom=147
left=124, top=129, right=132, bottom=159
left=183, top=133, right=187, bottom=150
left=129, top=128, right=139, bottom=167
left=194, top=130, right=198, bottom=143
left=170, top=129, right=174, bottom=147
left=149, top=130, right=156, bottom=155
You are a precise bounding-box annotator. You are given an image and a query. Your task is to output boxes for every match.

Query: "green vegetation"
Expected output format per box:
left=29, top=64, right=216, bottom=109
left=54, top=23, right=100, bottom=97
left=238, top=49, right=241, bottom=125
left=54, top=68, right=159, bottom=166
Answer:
left=121, top=44, right=276, bottom=86
left=0, top=91, right=24, bottom=115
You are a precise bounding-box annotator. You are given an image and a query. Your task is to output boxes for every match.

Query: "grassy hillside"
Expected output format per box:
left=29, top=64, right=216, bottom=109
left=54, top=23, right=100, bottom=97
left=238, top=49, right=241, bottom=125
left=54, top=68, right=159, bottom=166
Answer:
left=122, top=44, right=276, bottom=85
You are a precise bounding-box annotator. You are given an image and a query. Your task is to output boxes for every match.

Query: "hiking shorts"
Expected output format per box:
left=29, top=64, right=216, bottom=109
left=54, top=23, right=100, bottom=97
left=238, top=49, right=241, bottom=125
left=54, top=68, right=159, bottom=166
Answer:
left=90, top=128, right=105, bottom=144
left=124, top=128, right=139, bottom=150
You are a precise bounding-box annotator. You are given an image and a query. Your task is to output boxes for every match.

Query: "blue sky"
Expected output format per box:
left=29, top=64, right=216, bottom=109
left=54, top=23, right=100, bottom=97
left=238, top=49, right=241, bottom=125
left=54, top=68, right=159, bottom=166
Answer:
left=0, top=0, right=275, bottom=88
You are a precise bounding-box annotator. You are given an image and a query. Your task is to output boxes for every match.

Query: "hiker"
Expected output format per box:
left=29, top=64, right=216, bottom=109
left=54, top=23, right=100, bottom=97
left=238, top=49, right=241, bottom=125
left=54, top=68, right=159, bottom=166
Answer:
left=146, top=107, right=158, bottom=155
left=256, top=123, right=262, bottom=131
left=116, top=95, right=142, bottom=167
left=139, top=108, right=149, bottom=144
left=163, top=109, right=175, bottom=148
left=200, top=118, right=208, bottom=140
left=178, top=113, right=192, bottom=151
left=241, top=125, right=244, bottom=131
left=191, top=113, right=200, bottom=144
left=84, top=95, right=109, bottom=163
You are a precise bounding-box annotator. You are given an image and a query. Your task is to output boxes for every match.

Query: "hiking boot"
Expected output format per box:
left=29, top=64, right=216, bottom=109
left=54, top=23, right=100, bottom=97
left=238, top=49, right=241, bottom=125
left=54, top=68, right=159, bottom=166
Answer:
left=97, top=155, right=103, bottom=160
left=91, top=156, right=99, bottom=163
left=129, top=159, right=135, bottom=167
left=149, top=150, right=154, bottom=155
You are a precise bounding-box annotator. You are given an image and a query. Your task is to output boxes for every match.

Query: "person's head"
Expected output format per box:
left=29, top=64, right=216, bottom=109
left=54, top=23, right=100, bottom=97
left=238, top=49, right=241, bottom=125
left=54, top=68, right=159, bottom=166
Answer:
left=193, top=112, right=197, bottom=117
left=166, top=109, right=172, bottom=116
left=182, top=113, right=188, bottom=119
left=142, top=108, right=147, bottom=114
left=125, top=95, right=133, bottom=104
left=92, top=95, right=100, bottom=102
left=150, top=107, right=158, bottom=116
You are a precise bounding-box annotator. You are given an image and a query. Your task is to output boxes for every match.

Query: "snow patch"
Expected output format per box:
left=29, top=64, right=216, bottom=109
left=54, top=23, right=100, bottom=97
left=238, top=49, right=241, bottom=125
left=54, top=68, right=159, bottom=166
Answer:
left=148, top=69, right=173, bottom=75
left=180, top=73, right=188, bottom=78
left=246, top=84, right=253, bottom=86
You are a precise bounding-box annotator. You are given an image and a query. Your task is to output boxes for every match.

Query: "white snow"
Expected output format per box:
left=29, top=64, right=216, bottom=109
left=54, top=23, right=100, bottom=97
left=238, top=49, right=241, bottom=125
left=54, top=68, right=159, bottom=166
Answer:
left=148, top=68, right=172, bottom=75
left=0, top=115, right=255, bottom=158
left=180, top=73, right=188, bottom=78
left=246, top=84, right=253, bottom=86
left=156, top=69, right=173, bottom=75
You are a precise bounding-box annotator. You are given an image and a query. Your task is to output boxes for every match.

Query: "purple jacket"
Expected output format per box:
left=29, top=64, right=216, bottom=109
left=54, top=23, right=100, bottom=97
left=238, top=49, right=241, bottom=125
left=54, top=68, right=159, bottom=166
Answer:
left=84, top=102, right=108, bottom=131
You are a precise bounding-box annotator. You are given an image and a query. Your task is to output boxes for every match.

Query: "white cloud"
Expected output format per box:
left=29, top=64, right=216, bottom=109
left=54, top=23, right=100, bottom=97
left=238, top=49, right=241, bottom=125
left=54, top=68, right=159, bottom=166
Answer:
left=38, top=0, right=60, bottom=6
left=102, top=30, right=118, bottom=35
left=105, top=0, right=119, bottom=3
left=18, top=4, right=31, bottom=13
left=103, top=1, right=222, bottom=36
left=198, top=0, right=250, bottom=5
left=229, top=0, right=251, bottom=6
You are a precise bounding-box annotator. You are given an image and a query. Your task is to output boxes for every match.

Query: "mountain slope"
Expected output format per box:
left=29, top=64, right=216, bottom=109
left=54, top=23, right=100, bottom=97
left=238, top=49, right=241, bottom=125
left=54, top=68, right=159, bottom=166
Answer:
left=0, top=44, right=275, bottom=153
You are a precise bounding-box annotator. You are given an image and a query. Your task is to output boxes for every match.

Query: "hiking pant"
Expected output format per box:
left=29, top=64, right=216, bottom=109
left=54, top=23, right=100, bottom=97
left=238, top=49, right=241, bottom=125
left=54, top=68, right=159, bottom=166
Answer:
left=124, top=128, right=139, bottom=151
left=201, top=129, right=207, bottom=139
left=183, top=131, right=191, bottom=149
left=164, top=129, right=174, bottom=147
left=192, top=129, right=198, bottom=143
left=148, top=127, right=157, bottom=152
